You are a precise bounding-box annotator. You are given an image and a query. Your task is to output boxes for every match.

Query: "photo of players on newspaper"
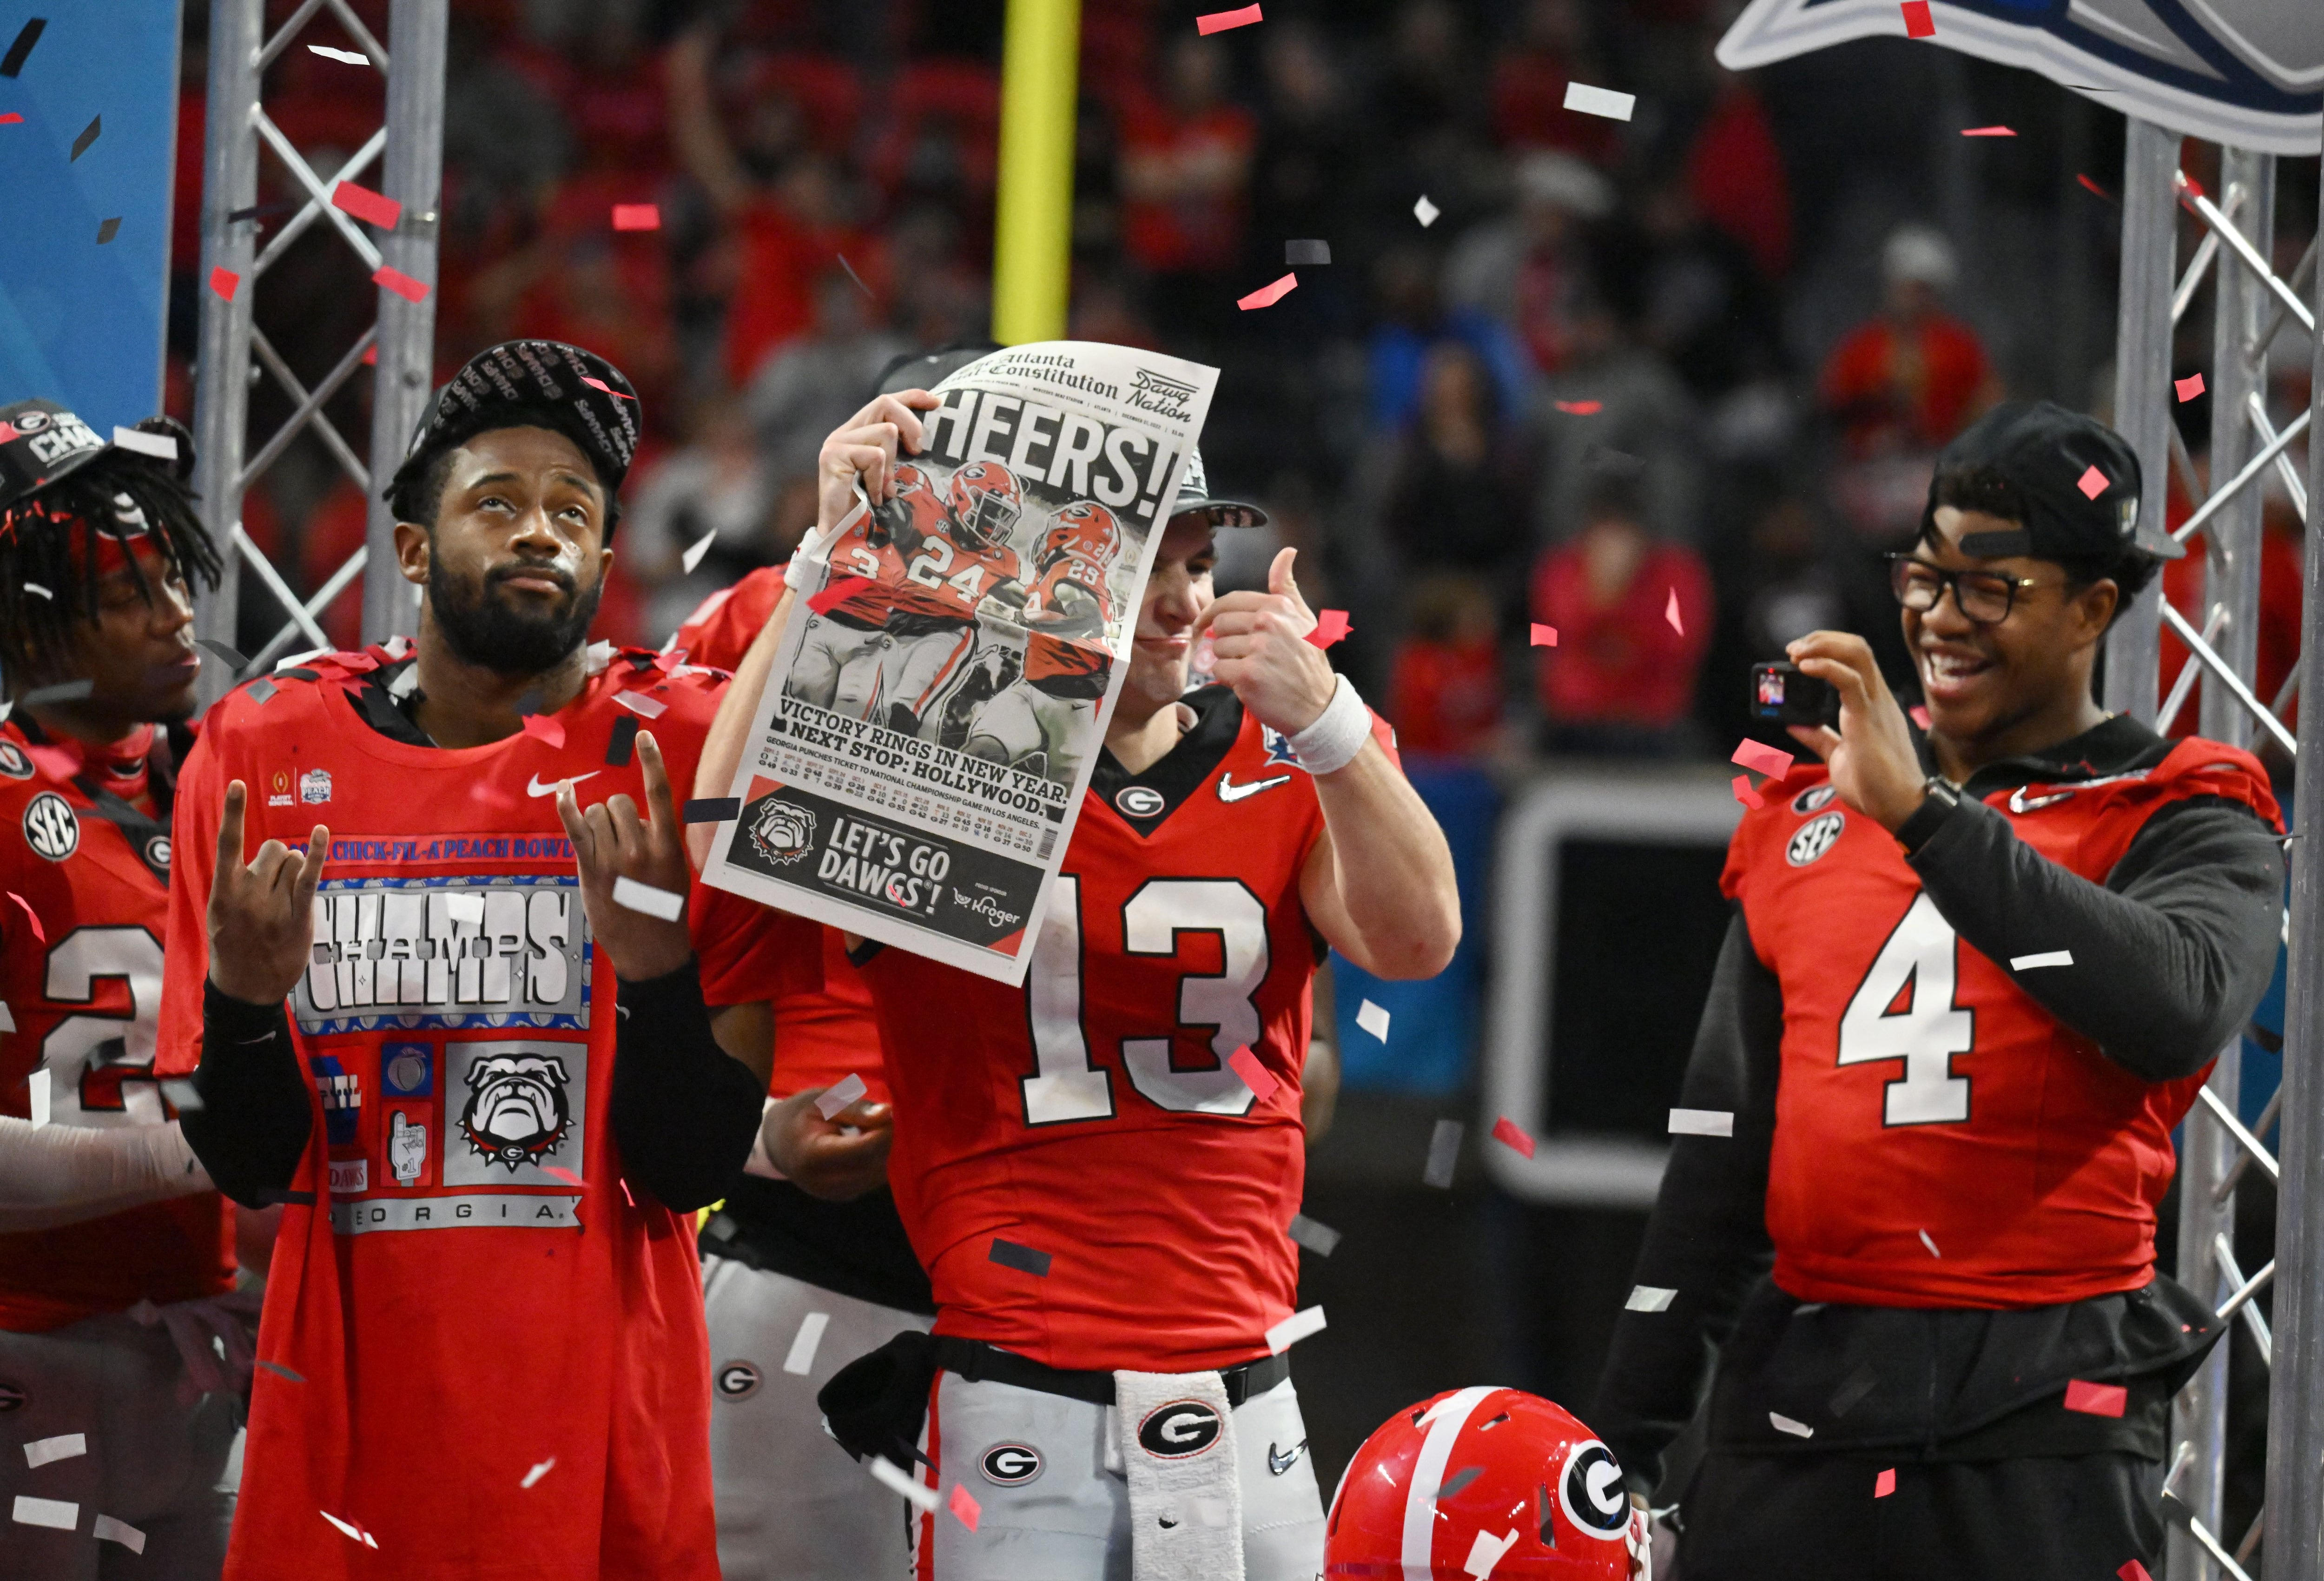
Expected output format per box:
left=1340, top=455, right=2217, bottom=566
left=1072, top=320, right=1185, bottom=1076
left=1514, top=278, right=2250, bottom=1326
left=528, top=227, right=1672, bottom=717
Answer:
left=703, top=341, right=1218, bottom=983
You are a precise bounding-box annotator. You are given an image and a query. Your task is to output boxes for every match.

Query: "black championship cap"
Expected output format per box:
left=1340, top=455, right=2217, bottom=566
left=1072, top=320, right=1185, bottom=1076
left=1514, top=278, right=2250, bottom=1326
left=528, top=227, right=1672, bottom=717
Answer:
left=1168, top=446, right=1268, bottom=529
left=0, top=400, right=189, bottom=516
left=1927, top=399, right=2183, bottom=562
left=397, top=340, right=641, bottom=502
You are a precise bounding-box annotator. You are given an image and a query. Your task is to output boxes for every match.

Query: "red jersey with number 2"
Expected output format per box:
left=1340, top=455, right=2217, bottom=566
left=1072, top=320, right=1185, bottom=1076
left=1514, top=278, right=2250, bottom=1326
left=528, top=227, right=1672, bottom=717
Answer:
left=1725, top=739, right=2278, bottom=1309
left=861, top=689, right=1330, bottom=1372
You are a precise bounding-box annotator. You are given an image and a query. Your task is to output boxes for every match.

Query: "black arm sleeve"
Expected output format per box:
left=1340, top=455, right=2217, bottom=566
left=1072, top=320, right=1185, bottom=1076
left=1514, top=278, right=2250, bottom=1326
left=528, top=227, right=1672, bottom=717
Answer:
left=180, top=982, right=313, bottom=1208
left=610, top=958, right=766, bottom=1213
left=1589, top=912, right=1781, bottom=1496
left=1906, top=794, right=2283, bottom=1081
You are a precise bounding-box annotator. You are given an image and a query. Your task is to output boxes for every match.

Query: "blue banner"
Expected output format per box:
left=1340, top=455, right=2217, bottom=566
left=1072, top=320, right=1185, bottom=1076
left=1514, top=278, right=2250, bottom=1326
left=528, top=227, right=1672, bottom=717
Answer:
left=0, top=2, right=183, bottom=430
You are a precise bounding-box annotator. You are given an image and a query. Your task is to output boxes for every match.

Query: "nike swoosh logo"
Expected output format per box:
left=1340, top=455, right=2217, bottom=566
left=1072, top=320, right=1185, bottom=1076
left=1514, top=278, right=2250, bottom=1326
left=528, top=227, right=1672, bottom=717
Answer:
left=1218, top=773, right=1292, bottom=803
left=1268, top=1439, right=1307, bottom=1476
left=527, top=772, right=598, bottom=798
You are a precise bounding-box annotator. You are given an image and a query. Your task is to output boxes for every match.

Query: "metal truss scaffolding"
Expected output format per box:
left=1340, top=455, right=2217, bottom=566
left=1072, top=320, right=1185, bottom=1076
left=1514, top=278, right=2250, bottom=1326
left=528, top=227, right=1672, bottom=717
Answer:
left=2106, top=126, right=2323, bottom=1581
left=189, top=0, right=445, bottom=688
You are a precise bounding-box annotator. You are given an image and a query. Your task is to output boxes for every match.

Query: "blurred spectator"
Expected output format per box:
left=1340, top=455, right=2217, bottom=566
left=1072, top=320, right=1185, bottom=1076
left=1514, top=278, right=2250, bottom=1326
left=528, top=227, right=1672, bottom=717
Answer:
left=1368, top=244, right=1531, bottom=432
left=1389, top=575, right=1507, bottom=758
left=1819, top=224, right=1998, bottom=457
left=1532, top=477, right=1713, bottom=754
left=1489, top=0, right=1622, bottom=167
left=1118, top=35, right=1257, bottom=337
left=1248, top=22, right=1361, bottom=331
left=1532, top=303, right=1702, bottom=546
left=1681, top=61, right=1793, bottom=281
left=1446, top=151, right=1614, bottom=377
left=1735, top=490, right=1846, bottom=657
left=743, top=267, right=909, bottom=477
left=1609, top=172, right=1786, bottom=403
left=1373, top=0, right=1482, bottom=148
left=1376, top=344, right=1538, bottom=618
left=621, top=398, right=790, bottom=641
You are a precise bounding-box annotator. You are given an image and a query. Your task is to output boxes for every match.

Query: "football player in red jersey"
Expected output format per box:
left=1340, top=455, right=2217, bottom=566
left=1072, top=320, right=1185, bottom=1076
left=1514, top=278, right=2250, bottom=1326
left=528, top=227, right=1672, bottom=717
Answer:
left=0, top=404, right=257, bottom=1581
left=869, top=458, right=1026, bottom=741
left=963, top=497, right=1120, bottom=786
left=1592, top=404, right=2285, bottom=1579
left=694, top=390, right=1460, bottom=1581
left=155, top=343, right=797, bottom=1581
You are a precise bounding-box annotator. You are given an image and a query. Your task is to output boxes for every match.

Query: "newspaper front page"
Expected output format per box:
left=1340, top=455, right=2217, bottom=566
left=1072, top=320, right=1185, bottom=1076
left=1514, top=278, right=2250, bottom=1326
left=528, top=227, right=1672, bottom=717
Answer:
left=701, top=342, right=1218, bottom=984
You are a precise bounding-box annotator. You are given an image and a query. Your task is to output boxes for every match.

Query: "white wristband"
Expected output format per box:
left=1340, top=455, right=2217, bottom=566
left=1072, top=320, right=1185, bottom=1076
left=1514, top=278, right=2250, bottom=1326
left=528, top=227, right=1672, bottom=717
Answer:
left=1287, top=674, right=1371, bottom=776
left=784, top=497, right=868, bottom=593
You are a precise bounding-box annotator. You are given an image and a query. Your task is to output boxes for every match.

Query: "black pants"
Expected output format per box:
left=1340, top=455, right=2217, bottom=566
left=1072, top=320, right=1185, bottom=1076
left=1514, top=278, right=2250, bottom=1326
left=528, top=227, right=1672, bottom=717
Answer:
left=1677, top=1449, right=2164, bottom=1581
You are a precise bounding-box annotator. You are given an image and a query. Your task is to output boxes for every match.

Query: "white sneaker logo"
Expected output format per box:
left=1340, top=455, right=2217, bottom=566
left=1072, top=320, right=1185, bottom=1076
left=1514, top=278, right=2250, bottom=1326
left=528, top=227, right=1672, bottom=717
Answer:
left=1218, top=773, right=1291, bottom=803
left=526, top=771, right=598, bottom=798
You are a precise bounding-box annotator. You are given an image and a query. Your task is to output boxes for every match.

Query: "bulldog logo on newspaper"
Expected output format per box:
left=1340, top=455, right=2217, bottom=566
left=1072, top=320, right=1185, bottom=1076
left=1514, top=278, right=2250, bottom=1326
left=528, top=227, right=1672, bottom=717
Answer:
left=748, top=798, right=816, bottom=865
left=457, top=1049, right=573, bottom=1173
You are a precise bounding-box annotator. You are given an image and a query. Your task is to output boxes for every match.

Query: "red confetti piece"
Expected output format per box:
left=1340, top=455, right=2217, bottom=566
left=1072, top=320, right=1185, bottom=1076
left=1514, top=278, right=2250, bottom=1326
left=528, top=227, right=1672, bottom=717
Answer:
left=2119, top=1563, right=2153, bottom=1581
left=1490, top=1115, right=1536, bottom=1158
left=372, top=265, right=429, bottom=303
left=541, top=1164, right=586, bottom=1189
left=2077, top=464, right=2109, bottom=499
left=1237, top=272, right=1299, bottom=311
left=1961, top=126, right=2017, bottom=137
left=1732, top=740, right=1794, bottom=779
left=330, top=179, right=401, bottom=230
left=362, top=344, right=377, bottom=366
left=620, top=1178, right=636, bottom=1207
left=1731, top=775, right=1764, bottom=810
left=1664, top=588, right=1683, bottom=635
left=1530, top=623, right=1558, bottom=647
left=7, top=891, right=43, bottom=944
left=2077, top=173, right=2114, bottom=202
left=1197, top=3, right=1263, bottom=33
left=2175, top=373, right=2205, bottom=403
left=1900, top=0, right=1934, bottom=36
left=0, top=113, right=21, bottom=126
left=209, top=266, right=240, bottom=301
left=948, top=1481, right=981, bottom=1530
left=520, top=713, right=566, bottom=749
left=1228, top=1046, right=1279, bottom=1101
left=808, top=576, right=875, bottom=615
left=580, top=375, right=636, bottom=402
left=1909, top=704, right=1931, bottom=729
left=611, top=203, right=660, bottom=232
left=1875, top=1467, right=1896, bottom=1497
left=2063, top=1379, right=2127, bottom=1417
left=1552, top=400, right=1603, bottom=415
left=1306, top=609, right=1352, bottom=649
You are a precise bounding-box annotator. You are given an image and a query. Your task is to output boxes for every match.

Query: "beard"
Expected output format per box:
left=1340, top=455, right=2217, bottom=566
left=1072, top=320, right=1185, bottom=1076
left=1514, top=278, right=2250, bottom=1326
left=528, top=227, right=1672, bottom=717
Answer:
left=428, top=556, right=602, bottom=676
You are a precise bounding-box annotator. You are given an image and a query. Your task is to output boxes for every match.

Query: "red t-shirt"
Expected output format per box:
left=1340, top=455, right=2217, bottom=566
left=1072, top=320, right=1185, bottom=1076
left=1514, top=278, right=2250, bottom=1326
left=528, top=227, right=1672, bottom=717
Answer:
left=1725, top=744, right=2280, bottom=1308
left=1117, top=95, right=1258, bottom=275
left=156, top=647, right=784, bottom=1581
left=0, top=722, right=234, bottom=1331
left=1530, top=540, right=1712, bottom=728
left=1818, top=314, right=1993, bottom=454
left=1389, top=636, right=1504, bottom=756
left=859, top=691, right=1329, bottom=1372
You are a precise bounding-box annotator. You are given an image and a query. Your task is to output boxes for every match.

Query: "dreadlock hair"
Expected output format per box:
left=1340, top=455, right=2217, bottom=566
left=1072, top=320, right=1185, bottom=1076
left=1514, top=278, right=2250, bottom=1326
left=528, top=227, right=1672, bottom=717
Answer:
left=0, top=451, right=221, bottom=686
left=385, top=401, right=624, bottom=538
left=1927, top=463, right=2160, bottom=631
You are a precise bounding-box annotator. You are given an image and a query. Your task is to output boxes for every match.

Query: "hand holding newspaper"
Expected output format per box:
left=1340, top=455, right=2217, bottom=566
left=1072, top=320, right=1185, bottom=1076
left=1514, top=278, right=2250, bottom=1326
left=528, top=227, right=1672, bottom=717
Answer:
left=702, top=343, right=1219, bottom=984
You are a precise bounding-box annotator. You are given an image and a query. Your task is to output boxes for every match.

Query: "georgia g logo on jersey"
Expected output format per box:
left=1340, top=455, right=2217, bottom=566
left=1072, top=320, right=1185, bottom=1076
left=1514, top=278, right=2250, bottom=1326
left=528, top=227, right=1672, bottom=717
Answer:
left=747, top=797, right=816, bottom=865
left=1136, top=1400, right=1223, bottom=1460
left=1558, top=1439, right=1631, bottom=1541
left=457, top=1052, right=572, bottom=1171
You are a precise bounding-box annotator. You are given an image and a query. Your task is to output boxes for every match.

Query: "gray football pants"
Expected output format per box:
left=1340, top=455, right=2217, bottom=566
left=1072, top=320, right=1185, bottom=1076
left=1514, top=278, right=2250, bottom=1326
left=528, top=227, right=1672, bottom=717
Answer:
left=703, top=1254, right=934, bottom=1581
left=0, top=1312, right=242, bottom=1581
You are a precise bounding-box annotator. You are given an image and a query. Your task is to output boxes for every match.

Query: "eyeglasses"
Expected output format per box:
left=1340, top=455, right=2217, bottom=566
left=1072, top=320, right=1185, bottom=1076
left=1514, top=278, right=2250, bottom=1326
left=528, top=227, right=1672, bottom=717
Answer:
left=1886, top=556, right=2050, bottom=625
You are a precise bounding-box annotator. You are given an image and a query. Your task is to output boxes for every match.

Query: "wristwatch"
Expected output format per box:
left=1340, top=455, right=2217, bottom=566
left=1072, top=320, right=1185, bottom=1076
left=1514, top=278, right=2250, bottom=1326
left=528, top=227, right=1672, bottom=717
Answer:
left=1894, top=775, right=1959, bottom=854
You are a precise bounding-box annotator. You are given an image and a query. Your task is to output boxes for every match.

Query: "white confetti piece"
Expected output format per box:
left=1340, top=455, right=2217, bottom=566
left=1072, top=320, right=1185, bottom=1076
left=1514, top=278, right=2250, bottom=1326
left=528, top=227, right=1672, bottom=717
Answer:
left=1413, top=194, right=1439, bottom=227
left=681, top=531, right=718, bottom=575
left=1669, top=1108, right=1735, bottom=1137
left=1287, top=1213, right=1341, bottom=1255
left=815, top=1073, right=869, bottom=1120
left=443, top=893, right=485, bottom=926
left=24, top=583, right=51, bottom=600
left=23, top=1433, right=85, bottom=1468
left=1266, top=1305, right=1327, bottom=1354
left=1423, top=1119, right=1462, bottom=1188
left=28, top=1068, right=50, bottom=1129
left=92, top=1514, right=144, bottom=1551
left=870, top=1454, right=941, bottom=1512
left=1769, top=1412, right=1814, bottom=1438
left=307, top=43, right=369, bottom=64
left=783, top=1311, right=831, bottom=1375
left=13, top=1496, right=77, bottom=1530
left=111, top=425, right=178, bottom=460
left=1626, top=1285, right=1677, bottom=1312
left=1356, top=999, right=1390, bottom=1041
left=319, top=1510, right=377, bottom=1547
left=1919, top=1229, right=1942, bottom=1258
left=0, top=1002, right=13, bottom=1033
left=613, top=690, right=667, bottom=718
left=2010, top=950, right=2073, bottom=970
left=612, top=876, right=687, bottom=921
left=521, top=1457, right=555, bottom=1489
left=1464, top=1527, right=1520, bottom=1577
left=1563, top=81, right=1636, bottom=120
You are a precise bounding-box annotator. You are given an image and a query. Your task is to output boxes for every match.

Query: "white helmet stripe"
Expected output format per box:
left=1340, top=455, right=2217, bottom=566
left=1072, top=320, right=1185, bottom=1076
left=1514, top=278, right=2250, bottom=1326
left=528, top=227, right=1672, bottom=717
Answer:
left=1400, top=1386, right=1501, bottom=1580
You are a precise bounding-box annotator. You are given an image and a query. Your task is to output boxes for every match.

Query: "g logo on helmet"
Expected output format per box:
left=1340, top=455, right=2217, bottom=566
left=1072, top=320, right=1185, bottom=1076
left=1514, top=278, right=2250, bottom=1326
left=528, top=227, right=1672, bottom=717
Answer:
left=748, top=797, right=816, bottom=866
left=714, top=1361, right=762, bottom=1401
left=1136, top=1400, right=1222, bottom=1460
left=1558, top=1438, right=1631, bottom=1541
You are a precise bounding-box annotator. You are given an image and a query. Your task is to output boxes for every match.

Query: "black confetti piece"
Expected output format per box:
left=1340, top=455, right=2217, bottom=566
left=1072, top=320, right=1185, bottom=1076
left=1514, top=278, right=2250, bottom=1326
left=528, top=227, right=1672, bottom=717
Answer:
left=0, top=18, right=44, bottom=78
left=20, top=678, right=93, bottom=706
left=2248, top=1020, right=2284, bottom=1054
left=255, top=1358, right=306, bottom=1383
left=1285, top=239, right=1330, bottom=265
left=606, top=714, right=638, bottom=766
left=95, top=217, right=119, bottom=245
left=69, top=113, right=97, bottom=161
left=245, top=679, right=278, bottom=705
left=1287, top=1213, right=1340, bottom=1255
left=683, top=797, right=740, bottom=824
left=1423, top=1118, right=1462, bottom=1188
left=196, top=637, right=248, bottom=669
left=279, top=668, right=320, bottom=682
left=158, top=1077, right=204, bottom=1113
left=1829, top=1365, right=1879, bottom=1418
left=989, top=1237, right=1052, bottom=1277
left=225, top=200, right=294, bottom=225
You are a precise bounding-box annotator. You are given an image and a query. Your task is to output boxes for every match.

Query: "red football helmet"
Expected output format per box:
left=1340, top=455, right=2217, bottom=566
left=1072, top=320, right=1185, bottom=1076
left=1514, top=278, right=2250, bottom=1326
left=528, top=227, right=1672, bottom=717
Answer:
left=1042, top=499, right=1123, bottom=569
left=1325, top=1389, right=1647, bottom=1580
left=945, top=460, right=1023, bottom=547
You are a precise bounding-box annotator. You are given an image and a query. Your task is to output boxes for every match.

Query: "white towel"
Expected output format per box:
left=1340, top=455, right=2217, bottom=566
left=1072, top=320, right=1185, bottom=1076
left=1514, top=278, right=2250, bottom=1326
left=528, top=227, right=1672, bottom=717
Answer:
left=1113, top=1368, right=1244, bottom=1581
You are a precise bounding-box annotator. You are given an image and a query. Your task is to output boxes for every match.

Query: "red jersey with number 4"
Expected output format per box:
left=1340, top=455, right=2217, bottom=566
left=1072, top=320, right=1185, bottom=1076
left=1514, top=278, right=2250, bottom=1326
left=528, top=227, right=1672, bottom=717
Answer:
left=861, top=688, right=1339, bottom=1372
left=0, top=722, right=233, bottom=1331
left=1726, top=738, right=2280, bottom=1309
left=1023, top=552, right=1114, bottom=687
left=155, top=647, right=784, bottom=1581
